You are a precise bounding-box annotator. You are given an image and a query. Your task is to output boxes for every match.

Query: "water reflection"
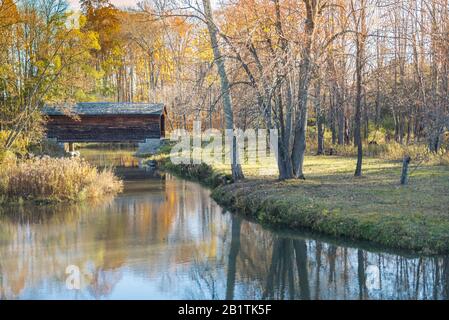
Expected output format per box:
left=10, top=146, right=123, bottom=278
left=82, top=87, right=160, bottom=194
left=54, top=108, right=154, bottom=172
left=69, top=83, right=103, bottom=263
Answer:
left=0, top=150, right=448, bottom=299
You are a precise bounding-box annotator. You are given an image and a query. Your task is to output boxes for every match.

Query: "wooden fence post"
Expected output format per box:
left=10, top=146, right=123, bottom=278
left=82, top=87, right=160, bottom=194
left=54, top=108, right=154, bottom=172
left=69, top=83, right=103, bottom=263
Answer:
left=400, top=156, right=411, bottom=185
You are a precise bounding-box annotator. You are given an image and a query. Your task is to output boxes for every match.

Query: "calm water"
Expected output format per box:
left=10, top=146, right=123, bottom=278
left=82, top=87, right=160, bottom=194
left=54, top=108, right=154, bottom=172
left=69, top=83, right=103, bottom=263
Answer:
left=0, top=148, right=448, bottom=300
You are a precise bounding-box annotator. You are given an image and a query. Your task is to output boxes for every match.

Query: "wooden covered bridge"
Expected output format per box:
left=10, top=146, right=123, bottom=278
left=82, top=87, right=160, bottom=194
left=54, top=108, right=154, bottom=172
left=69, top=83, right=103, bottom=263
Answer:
left=43, top=102, right=166, bottom=144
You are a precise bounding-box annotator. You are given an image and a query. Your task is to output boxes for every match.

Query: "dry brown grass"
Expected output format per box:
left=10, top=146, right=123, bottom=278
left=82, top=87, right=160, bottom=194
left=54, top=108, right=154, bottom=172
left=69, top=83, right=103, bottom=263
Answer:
left=328, top=141, right=449, bottom=165
left=0, top=156, right=123, bottom=203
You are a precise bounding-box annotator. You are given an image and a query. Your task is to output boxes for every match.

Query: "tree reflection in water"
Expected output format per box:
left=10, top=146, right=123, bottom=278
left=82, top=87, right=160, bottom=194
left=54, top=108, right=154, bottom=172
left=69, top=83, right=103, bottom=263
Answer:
left=235, top=228, right=449, bottom=300
left=226, top=215, right=241, bottom=300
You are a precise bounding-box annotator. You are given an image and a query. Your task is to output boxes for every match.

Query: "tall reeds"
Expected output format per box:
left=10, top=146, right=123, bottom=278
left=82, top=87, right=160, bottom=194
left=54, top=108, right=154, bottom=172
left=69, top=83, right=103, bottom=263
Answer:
left=0, top=156, right=123, bottom=203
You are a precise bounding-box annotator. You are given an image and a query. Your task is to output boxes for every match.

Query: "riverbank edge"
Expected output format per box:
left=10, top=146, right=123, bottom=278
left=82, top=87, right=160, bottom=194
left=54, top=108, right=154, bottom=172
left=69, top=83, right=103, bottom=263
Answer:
left=152, top=146, right=449, bottom=255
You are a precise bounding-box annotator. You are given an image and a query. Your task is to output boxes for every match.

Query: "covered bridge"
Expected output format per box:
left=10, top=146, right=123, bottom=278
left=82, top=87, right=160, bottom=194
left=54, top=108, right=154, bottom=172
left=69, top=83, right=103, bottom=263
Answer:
left=43, top=102, right=166, bottom=143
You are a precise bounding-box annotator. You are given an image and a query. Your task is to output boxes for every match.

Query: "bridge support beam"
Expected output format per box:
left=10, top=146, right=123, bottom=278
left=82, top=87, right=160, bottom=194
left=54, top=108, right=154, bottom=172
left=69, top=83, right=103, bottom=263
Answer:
left=63, top=142, right=75, bottom=153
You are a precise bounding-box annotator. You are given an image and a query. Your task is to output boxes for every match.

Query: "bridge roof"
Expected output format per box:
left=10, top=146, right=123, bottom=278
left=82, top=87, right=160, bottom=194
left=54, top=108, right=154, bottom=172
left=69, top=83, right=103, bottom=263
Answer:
left=42, top=102, right=165, bottom=116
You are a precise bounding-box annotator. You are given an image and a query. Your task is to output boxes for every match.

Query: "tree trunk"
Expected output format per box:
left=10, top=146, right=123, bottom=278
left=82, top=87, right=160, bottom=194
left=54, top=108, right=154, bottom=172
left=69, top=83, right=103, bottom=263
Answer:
left=330, top=93, right=337, bottom=145
left=336, top=91, right=345, bottom=145
left=344, top=116, right=350, bottom=145
left=353, top=0, right=366, bottom=177
left=202, top=0, right=244, bottom=181
left=291, top=93, right=309, bottom=180
left=315, top=81, right=324, bottom=155
left=291, top=0, right=317, bottom=180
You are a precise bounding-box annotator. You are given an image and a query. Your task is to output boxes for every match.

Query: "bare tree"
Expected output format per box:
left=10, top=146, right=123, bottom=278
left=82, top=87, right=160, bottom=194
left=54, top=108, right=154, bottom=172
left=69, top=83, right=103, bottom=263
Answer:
left=202, top=0, right=244, bottom=181
left=351, top=0, right=367, bottom=176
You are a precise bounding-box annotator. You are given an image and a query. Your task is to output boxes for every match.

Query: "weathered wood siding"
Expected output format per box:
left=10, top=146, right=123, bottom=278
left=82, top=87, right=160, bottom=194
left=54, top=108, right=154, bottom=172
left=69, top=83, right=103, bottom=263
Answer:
left=46, top=115, right=163, bottom=142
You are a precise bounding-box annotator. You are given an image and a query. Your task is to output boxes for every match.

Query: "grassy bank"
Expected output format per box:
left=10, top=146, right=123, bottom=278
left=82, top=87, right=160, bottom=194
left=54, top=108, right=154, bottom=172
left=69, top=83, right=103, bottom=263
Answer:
left=151, top=143, right=233, bottom=187
left=154, top=144, right=449, bottom=254
left=0, top=156, right=123, bottom=204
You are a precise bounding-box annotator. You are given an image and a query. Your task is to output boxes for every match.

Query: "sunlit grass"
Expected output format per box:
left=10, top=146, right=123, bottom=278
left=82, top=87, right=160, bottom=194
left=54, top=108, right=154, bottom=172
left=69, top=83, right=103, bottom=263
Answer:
left=0, top=156, right=123, bottom=203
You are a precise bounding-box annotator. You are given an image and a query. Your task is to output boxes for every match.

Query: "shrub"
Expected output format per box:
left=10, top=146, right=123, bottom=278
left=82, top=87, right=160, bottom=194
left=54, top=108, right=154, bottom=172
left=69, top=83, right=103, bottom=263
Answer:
left=0, top=130, right=30, bottom=157
left=308, top=133, right=449, bottom=165
left=0, top=156, right=123, bottom=203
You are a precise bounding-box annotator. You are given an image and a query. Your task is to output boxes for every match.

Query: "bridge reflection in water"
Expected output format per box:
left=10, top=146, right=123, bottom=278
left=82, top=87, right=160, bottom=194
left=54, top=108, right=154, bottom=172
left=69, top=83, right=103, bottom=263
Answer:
left=0, top=149, right=448, bottom=300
